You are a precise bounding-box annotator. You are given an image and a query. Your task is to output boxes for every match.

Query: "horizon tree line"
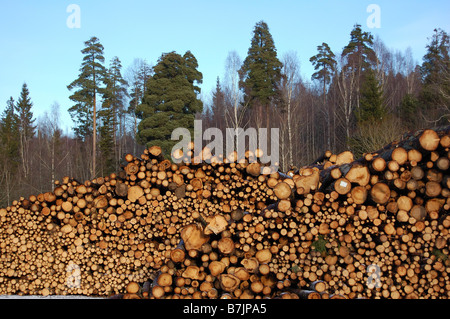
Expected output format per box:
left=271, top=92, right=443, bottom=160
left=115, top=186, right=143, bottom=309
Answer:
left=0, top=22, right=448, bottom=207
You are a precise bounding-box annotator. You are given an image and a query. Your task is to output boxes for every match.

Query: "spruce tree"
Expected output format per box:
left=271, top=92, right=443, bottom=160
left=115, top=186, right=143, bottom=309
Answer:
left=0, top=97, right=20, bottom=206
left=136, top=51, right=203, bottom=155
left=357, top=69, right=386, bottom=123
left=98, top=101, right=116, bottom=175
left=15, top=83, right=36, bottom=177
left=239, top=21, right=283, bottom=110
left=99, top=56, right=128, bottom=174
left=67, top=36, right=107, bottom=178
left=399, top=94, right=419, bottom=128
left=210, top=77, right=226, bottom=128
left=15, top=83, right=36, bottom=140
left=0, top=97, right=20, bottom=163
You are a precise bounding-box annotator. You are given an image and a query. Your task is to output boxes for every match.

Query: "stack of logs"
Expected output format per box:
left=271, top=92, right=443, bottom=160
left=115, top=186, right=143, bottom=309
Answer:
left=0, top=127, right=449, bottom=299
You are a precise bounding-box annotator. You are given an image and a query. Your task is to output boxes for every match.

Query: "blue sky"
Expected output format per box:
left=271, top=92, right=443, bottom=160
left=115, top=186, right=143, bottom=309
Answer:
left=1, top=0, right=449, bottom=132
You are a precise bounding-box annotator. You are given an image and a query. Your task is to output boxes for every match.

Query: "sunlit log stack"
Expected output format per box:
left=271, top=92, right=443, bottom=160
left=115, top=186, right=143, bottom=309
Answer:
left=0, top=127, right=449, bottom=299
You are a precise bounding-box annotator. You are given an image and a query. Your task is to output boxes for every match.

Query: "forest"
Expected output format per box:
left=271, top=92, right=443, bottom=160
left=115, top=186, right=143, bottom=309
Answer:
left=0, top=21, right=449, bottom=208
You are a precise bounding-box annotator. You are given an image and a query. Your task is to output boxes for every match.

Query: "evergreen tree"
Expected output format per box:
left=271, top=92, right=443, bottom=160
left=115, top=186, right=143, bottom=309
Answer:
left=98, top=101, right=116, bottom=175
left=127, top=59, right=153, bottom=155
left=342, top=24, right=377, bottom=111
left=0, top=97, right=20, bottom=163
left=310, top=43, right=336, bottom=89
left=15, top=83, right=36, bottom=177
left=357, top=69, right=386, bottom=123
left=15, top=83, right=36, bottom=140
left=0, top=97, right=20, bottom=206
left=310, top=43, right=336, bottom=149
left=67, top=36, right=107, bottom=178
left=342, top=24, right=377, bottom=72
left=136, top=51, right=203, bottom=155
left=209, top=77, right=226, bottom=129
left=239, top=21, right=283, bottom=110
left=99, top=56, right=128, bottom=175
left=399, top=93, right=419, bottom=128
left=419, top=28, right=450, bottom=123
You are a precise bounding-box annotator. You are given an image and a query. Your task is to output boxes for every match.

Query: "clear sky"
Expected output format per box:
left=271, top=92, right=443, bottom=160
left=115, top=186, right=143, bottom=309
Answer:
left=1, top=0, right=449, bottom=132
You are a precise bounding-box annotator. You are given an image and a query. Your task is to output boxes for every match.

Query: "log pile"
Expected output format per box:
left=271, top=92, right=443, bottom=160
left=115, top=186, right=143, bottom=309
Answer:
left=0, top=127, right=449, bottom=299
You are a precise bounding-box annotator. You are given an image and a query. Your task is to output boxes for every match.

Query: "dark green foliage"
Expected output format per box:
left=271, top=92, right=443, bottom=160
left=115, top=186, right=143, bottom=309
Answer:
left=419, top=28, right=450, bottom=123
left=312, top=235, right=327, bottom=254
left=207, top=77, right=226, bottom=128
left=98, top=103, right=116, bottom=175
left=342, top=24, right=377, bottom=72
left=15, top=83, right=36, bottom=141
left=357, top=69, right=386, bottom=123
left=0, top=97, right=21, bottom=206
left=67, top=36, right=107, bottom=140
left=136, top=51, right=203, bottom=155
left=239, top=21, right=283, bottom=108
left=0, top=97, right=20, bottom=164
left=399, top=93, right=419, bottom=128
left=310, top=42, right=336, bottom=86
left=15, top=83, right=36, bottom=177
left=99, top=57, right=128, bottom=175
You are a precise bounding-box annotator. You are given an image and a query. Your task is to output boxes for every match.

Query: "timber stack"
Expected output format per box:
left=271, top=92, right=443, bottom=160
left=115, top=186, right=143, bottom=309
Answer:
left=0, top=127, right=449, bottom=299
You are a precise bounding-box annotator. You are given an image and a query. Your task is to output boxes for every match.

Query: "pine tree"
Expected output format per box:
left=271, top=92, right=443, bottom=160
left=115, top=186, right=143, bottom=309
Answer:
left=67, top=36, right=107, bottom=178
left=342, top=24, right=377, bottom=72
left=310, top=43, right=336, bottom=149
left=342, top=24, right=377, bottom=111
left=136, top=51, right=203, bottom=155
left=239, top=21, right=283, bottom=111
left=419, top=28, right=450, bottom=123
left=310, top=43, right=336, bottom=91
left=15, top=83, right=36, bottom=177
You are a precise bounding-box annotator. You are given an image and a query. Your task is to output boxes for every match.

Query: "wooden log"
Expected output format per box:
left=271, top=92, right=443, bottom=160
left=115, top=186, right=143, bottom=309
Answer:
left=126, top=281, right=140, bottom=294
left=419, top=129, right=440, bottom=151
left=218, top=237, right=235, bottom=255
left=180, top=224, right=210, bottom=251
left=204, top=215, right=228, bottom=235
left=334, top=178, right=352, bottom=195
left=148, top=145, right=163, bottom=158
left=273, top=182, right=292, bottom=200
left=128, top=185, right=144, bottom=202
left=370, top=183, right=390, bottom=204
left=115, top=182, right=128, bottom=197
left=345, top=165, right=370, bottom=186
left=335, top=151, right=354, bottom=165
left=350, top=186, right=368, bottom=205
left=220, top=274, right=240, bottom=292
